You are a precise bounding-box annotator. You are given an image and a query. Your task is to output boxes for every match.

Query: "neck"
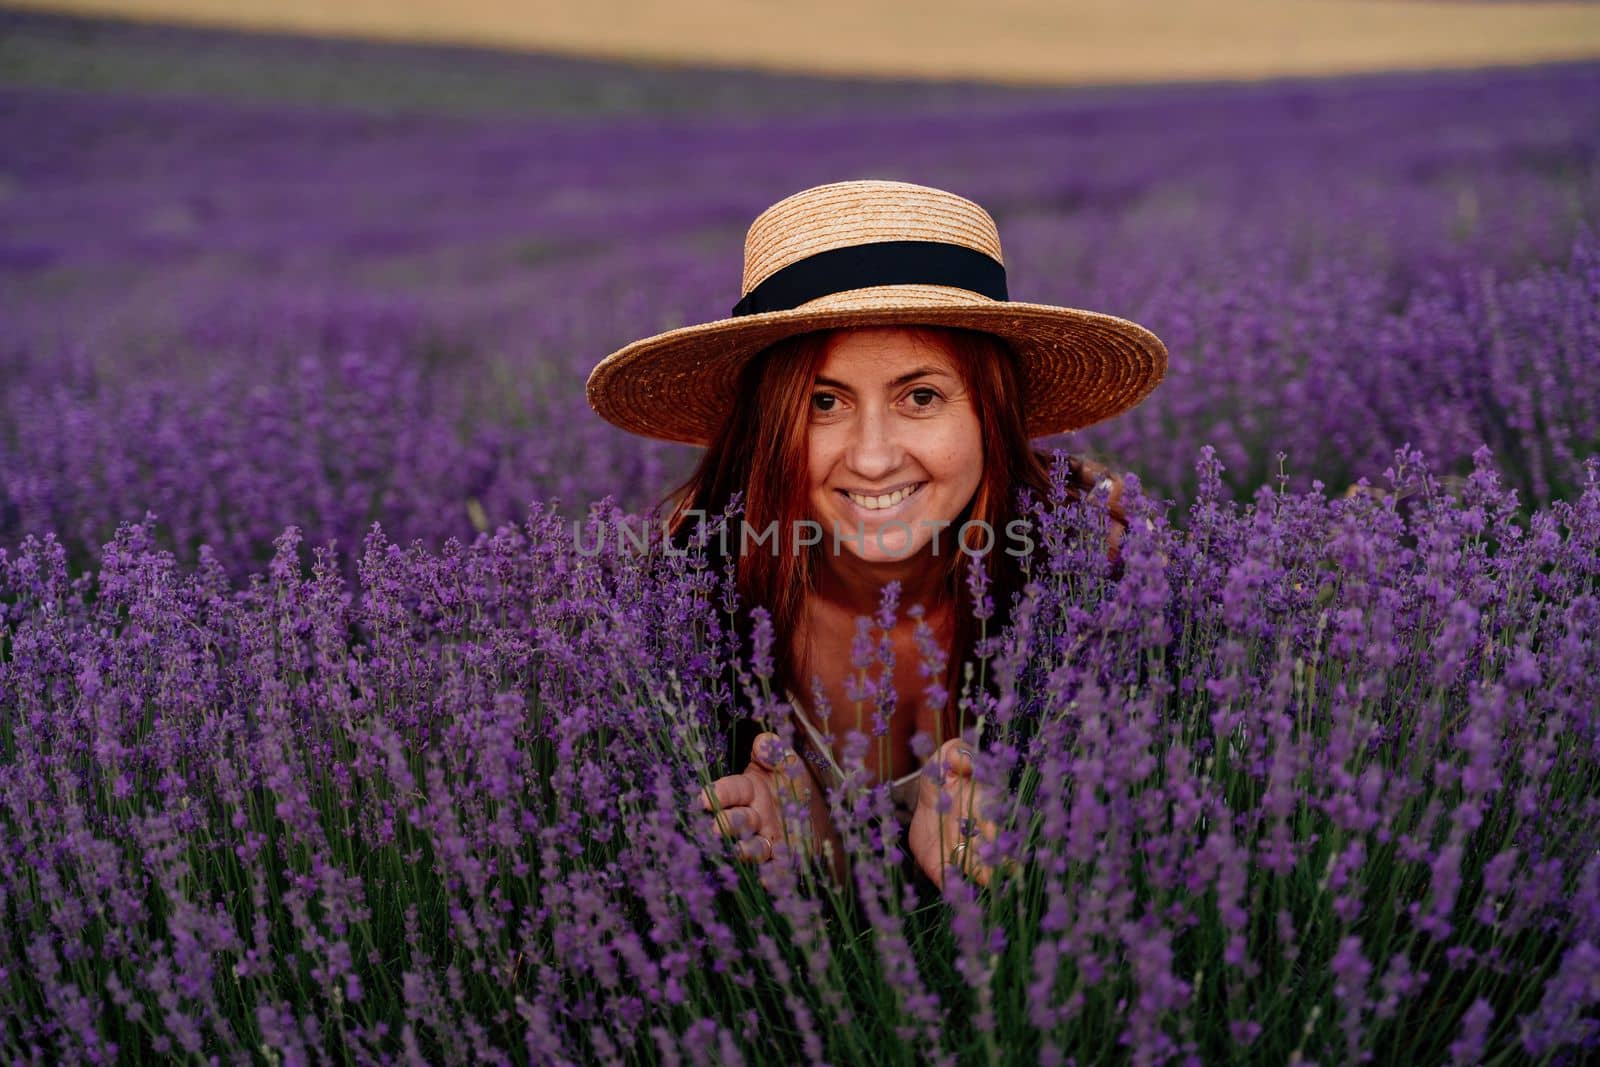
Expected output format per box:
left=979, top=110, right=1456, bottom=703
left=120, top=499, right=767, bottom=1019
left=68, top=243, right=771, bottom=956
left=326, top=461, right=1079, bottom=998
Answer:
left=813, top=543, right=951, bottom=620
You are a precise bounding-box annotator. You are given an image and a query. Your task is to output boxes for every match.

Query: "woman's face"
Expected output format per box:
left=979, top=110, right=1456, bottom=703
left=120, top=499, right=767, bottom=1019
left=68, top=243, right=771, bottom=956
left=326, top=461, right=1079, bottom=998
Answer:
left=806, top=327, right=983, bottom=564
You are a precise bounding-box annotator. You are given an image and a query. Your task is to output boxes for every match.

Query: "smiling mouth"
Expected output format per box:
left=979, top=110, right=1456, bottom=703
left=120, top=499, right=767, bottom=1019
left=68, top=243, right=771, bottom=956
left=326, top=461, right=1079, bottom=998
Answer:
left=839, top=482, right=925, bottom=511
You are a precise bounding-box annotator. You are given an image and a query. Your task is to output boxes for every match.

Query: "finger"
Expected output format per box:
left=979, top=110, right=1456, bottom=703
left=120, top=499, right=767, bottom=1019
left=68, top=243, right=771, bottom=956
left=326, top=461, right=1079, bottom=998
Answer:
left=961, top=817, right=1002, bottom=850
left=947, top=839, right=995, bottom=889
left=934, top=771, right=979, bottom=825
left=939, top=790, right=1003, bottom=871
left=735, top=833, right=775, bottom=865
left=939, top=775, right=998, bottom=831
left=772, top=756, right=814, bottom=804
left=710, top=805, right=757, bottom=839
left=949, top=828, right=1023, bottom=889
left=750, top=732, right=799, bottom=774
left=944, top=838, right=975, bottom=881
left=699, top=774, right=758, bottom=812
left=936, top=737, right=977, bottom=780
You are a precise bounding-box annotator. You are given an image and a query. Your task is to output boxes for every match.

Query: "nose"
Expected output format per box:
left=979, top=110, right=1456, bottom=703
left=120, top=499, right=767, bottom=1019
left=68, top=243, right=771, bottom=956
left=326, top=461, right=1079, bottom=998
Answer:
left=844, top=403, right=902, bottom=482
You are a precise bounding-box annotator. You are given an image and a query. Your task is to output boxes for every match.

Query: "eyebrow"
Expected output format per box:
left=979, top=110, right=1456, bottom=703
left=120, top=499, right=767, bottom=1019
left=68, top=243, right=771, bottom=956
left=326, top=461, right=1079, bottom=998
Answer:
left=813, top=366, right=956, bottom=391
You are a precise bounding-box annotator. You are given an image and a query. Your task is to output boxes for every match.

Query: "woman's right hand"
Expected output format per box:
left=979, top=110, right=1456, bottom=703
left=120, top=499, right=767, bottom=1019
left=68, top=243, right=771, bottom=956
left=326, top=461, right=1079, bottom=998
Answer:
left=694, top=732, right=834, bottom=877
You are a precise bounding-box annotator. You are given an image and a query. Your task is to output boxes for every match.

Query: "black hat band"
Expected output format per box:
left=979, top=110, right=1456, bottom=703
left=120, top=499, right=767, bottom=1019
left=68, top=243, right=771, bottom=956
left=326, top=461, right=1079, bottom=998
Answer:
left=730, top=239, right=1009, bottom=318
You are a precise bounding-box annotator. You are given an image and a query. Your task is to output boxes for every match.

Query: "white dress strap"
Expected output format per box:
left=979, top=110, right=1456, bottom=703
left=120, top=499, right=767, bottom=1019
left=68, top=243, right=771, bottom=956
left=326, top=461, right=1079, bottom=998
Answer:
left=785, top=693, right=845, bottom=789
left=786, top=693, right=924, bottom=829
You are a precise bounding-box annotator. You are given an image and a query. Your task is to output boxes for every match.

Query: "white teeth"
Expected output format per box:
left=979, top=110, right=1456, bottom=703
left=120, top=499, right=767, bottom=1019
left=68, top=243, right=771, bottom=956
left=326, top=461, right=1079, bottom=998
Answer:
left=846, top=483, right=921, bottom=510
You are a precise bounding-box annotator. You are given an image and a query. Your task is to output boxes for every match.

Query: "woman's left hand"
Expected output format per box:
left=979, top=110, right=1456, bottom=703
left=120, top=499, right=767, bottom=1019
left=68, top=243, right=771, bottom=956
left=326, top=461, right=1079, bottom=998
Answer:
left=906, top=738, right=1012, bottom=890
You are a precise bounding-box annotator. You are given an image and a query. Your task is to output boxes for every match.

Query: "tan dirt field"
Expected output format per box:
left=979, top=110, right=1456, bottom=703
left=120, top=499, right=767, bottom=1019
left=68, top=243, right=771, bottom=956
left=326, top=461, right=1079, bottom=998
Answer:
left=7, top=0, right=1600, bottom=84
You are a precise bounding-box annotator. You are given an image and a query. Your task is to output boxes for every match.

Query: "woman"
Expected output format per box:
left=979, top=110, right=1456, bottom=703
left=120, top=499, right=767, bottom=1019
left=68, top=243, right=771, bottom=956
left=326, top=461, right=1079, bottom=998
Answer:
left=586, top=179, right=1165, bottom=894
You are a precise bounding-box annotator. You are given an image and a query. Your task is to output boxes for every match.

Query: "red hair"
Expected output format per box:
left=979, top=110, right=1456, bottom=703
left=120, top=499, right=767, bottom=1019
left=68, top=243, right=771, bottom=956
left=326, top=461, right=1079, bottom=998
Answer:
left=657, top=326, right=1122, bottom=764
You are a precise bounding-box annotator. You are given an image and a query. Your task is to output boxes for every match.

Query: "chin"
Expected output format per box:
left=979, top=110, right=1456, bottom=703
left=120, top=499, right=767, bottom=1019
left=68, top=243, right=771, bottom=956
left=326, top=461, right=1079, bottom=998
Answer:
left=837, top=526, right=931, bottom=564
left=844, top=546, right=912, bottom=565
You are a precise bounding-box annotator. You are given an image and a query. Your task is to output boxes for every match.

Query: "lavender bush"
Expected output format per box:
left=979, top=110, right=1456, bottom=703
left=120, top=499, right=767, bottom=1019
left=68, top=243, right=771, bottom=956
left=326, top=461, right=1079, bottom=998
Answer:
left=2, top=447, right=1597, bottom=1063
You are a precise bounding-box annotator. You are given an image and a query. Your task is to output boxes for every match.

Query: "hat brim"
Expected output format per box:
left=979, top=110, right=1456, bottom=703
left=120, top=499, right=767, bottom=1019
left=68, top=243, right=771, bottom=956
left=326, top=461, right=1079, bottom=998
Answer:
left=586, top=286, right=1167, bottom=446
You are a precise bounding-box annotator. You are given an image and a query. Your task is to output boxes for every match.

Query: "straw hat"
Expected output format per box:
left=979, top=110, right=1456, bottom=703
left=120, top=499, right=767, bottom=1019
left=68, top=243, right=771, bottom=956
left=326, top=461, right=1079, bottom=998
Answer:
left=586, top=179, right=1166, bottom=445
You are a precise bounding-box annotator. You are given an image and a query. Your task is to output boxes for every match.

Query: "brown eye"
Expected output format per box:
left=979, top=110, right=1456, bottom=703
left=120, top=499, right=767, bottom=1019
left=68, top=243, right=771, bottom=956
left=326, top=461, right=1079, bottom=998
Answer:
left=908, top=387, right=940, bottom=408
left=811, top=392, right=837, bottom=413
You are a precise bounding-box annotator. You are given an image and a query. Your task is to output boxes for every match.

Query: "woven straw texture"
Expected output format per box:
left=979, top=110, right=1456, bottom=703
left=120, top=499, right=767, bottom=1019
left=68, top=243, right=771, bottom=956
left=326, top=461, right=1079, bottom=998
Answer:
left=587, top=180, right=1167, bottom=445
left=740, top=181, right=1005, bottom=293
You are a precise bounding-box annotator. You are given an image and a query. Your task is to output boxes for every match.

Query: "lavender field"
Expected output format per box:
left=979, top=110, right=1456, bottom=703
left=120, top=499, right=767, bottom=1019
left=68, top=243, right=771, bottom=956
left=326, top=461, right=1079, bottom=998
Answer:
left=3, top=14, right=1600, bottom=1065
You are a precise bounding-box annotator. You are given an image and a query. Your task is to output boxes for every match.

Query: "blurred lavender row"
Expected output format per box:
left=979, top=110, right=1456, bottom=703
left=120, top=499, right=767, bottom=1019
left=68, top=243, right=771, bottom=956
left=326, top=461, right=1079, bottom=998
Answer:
left=3, top=40, right=1599, bottom=575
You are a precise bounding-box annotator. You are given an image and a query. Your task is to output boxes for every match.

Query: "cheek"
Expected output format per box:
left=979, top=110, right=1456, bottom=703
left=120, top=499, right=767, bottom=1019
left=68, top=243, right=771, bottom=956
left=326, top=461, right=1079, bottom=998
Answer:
left=932, top=423, right=983, bottom=485
left=806, top=430, right=834, bottom=488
